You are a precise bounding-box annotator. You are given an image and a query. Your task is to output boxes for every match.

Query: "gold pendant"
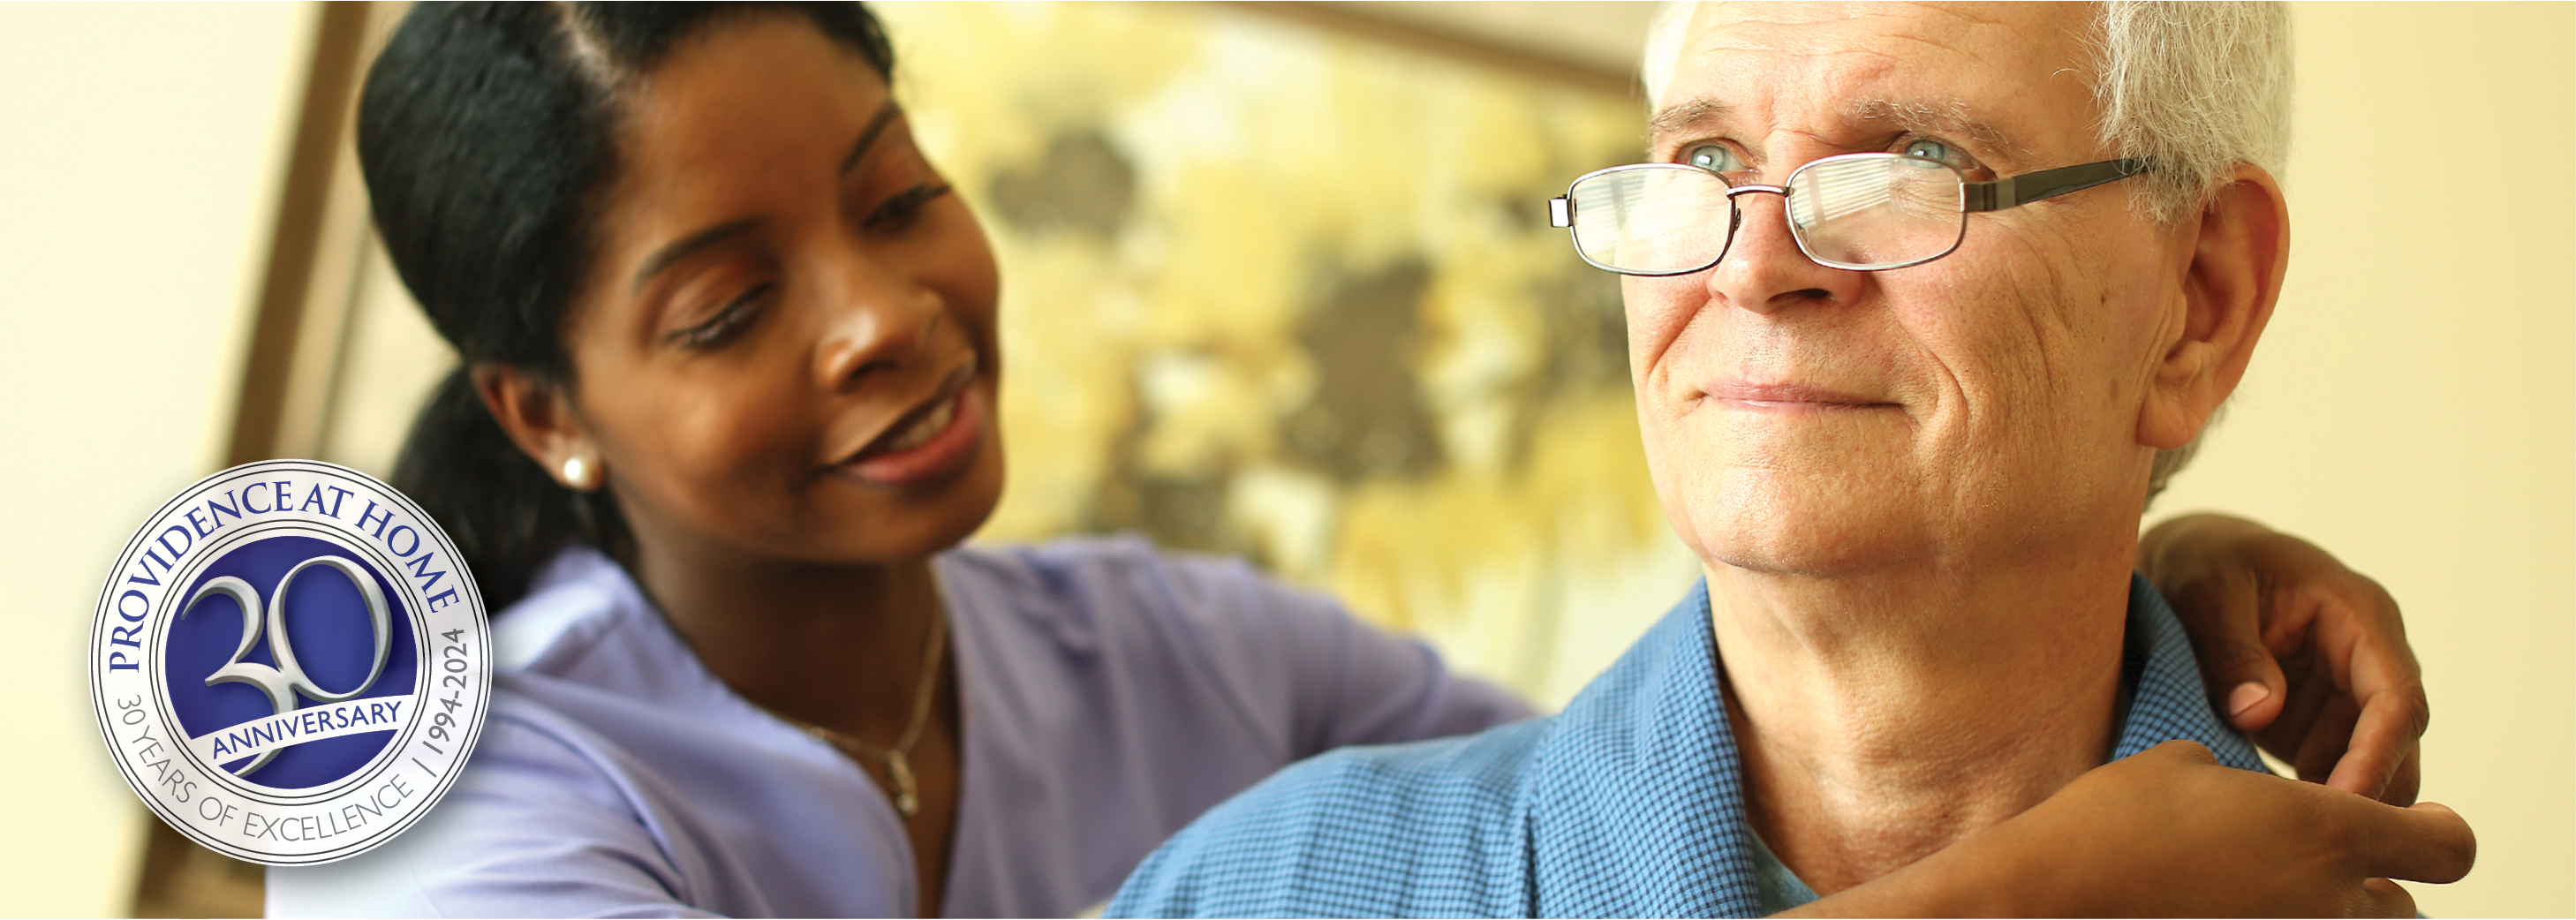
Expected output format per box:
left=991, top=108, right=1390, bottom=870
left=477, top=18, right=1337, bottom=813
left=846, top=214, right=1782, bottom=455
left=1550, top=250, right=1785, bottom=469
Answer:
left=888, top=752, right=919, bottom=818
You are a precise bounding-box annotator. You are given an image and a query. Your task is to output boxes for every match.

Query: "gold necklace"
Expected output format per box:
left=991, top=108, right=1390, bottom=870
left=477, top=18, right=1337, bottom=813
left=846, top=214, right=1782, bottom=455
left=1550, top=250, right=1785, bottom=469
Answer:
left=767, top=609, right=947, bottom=818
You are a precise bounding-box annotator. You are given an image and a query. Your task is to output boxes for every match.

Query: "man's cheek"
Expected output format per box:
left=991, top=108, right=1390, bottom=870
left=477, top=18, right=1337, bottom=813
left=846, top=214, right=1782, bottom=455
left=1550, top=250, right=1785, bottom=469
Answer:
left=1622, top=280, right=1701, bottom=364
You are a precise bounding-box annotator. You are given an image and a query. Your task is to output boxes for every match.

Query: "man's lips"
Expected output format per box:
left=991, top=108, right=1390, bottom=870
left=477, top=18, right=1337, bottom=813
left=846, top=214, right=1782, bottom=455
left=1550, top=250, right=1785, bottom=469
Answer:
left=1703, top=381, right=1899, bottom=411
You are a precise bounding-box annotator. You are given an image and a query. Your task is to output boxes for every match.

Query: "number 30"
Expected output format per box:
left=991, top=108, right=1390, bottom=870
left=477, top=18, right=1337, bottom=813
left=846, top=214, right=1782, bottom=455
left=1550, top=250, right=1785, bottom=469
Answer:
left=182, top=555, right=392, bottom=775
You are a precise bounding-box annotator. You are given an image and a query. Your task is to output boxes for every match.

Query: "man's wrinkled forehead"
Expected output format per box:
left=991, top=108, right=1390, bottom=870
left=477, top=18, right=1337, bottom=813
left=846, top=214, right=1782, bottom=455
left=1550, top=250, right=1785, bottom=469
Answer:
left=1651, top=2, right=2098, bottom=163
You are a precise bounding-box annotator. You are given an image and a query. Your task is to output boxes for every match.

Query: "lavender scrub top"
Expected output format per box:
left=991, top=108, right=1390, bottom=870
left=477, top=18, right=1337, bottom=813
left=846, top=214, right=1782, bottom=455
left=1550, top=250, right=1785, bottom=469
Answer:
left=264, top=536, right=1530, bottom=918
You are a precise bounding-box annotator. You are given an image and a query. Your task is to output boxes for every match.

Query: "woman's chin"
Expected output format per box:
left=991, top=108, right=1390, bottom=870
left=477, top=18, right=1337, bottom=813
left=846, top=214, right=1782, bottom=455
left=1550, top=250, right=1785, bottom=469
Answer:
left=806, top=434, right=1007, bottom=563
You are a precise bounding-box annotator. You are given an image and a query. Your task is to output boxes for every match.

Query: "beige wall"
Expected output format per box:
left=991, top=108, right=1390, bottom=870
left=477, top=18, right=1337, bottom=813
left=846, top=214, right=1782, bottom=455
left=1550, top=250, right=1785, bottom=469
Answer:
left=0, top=1, right=2566, bottom=916
left=0, top=2, right=314, bottom=915
left=2152, top=4, right=2575, bottom=916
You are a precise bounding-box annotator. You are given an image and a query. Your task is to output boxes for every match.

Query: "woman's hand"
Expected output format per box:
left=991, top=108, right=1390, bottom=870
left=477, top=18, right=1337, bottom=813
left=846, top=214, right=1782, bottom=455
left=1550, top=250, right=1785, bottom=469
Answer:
left=2140, top=513, right=2426, bottom=803
left=1790, top=742, right=2476, bottom=917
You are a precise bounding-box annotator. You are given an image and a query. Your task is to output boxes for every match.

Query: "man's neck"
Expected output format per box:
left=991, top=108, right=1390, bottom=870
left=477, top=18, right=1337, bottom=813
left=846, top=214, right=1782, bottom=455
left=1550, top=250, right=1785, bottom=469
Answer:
left=1706, top=534, right=2137, bottom=896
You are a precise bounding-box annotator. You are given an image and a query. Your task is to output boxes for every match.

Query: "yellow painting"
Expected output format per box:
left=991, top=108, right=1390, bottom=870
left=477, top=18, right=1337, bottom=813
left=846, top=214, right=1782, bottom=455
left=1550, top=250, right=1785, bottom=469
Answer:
left=877, top=2, right=1693, bottom=704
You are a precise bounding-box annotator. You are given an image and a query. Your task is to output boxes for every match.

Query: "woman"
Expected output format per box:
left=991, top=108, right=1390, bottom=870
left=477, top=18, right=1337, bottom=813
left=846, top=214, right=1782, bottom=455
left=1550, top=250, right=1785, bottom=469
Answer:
left=271, top=4, right=2435, bottom=916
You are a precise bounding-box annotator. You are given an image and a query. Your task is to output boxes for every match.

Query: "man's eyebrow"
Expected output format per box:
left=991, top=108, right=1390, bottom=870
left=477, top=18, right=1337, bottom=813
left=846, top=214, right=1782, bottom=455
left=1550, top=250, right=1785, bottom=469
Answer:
left=631, top=216, right=763, bottom=295
left=839, top=101, right=904, bottom=176
left=1846, top=98, right=2025, bottom=163
left=1648, top=98, right=1731, bottom=141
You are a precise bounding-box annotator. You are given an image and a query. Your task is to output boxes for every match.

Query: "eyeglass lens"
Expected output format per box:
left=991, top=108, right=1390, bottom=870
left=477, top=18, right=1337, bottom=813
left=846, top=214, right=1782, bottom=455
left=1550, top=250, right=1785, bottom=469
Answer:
left=1567, top=167, right=1736, bottom=275
left=1568, top=154, right=1971, bottom=274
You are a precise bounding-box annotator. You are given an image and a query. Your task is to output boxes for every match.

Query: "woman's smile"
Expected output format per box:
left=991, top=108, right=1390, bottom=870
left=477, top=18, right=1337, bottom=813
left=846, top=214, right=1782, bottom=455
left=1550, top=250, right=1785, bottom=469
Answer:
left=831, top=367, right=988, bottom=489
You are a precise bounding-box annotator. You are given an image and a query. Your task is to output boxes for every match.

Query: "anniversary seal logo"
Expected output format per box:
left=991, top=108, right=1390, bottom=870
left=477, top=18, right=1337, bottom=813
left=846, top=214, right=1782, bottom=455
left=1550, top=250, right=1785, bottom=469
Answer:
left=89, top=459, right=489, bottom=865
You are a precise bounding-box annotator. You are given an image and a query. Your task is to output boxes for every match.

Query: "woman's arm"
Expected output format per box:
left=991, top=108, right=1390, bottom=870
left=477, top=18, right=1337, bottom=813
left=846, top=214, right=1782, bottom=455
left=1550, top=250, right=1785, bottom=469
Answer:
left=2143, top=513, right=2427, bottom=803
left=1141, top=547, right=1532, bottom=756
left=266, top=718, right=723, bottom=919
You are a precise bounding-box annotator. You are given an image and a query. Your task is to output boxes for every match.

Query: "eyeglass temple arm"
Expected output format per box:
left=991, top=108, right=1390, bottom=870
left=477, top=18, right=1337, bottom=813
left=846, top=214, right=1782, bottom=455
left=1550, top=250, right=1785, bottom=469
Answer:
left=1960, top=157, right=2153, bottom=212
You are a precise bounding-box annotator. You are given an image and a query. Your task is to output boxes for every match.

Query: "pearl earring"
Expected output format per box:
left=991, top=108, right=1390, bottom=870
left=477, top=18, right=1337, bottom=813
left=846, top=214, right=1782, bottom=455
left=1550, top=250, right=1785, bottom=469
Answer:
left=562, top=456, right=597, bottom=490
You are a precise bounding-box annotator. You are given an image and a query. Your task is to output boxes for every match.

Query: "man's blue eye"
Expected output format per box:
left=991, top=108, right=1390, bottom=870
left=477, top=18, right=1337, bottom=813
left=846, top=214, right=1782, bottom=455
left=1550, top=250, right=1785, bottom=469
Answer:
left=1903, top=139, right=1953, bottom=162
left=1685, top=144, right=1740, bottom=172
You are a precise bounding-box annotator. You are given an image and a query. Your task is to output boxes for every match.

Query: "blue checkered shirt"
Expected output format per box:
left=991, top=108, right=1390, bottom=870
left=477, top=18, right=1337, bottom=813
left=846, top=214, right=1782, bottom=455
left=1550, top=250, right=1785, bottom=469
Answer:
left=1108, top=575, right=2266, bottom=917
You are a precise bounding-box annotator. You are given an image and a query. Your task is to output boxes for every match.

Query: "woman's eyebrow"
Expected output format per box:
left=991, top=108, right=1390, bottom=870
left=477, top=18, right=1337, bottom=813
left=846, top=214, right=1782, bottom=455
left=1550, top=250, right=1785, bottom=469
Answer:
left=839, top=101, right=904, bottom=176
left=632, top=216, right=763, bottom=295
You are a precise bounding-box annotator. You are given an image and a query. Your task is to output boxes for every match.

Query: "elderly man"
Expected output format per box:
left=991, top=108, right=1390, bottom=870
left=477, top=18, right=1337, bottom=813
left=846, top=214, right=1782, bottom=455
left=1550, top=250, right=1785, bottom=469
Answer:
left=1110, top=3, right=2474, bottom=916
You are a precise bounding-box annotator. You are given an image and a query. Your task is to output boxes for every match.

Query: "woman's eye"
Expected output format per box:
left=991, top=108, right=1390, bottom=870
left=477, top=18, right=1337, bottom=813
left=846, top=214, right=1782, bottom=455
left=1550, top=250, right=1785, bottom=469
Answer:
left=1902, top=139, right=1955, bottom=164
left=669, top=284, right=770, bottom=350
left=861, top=181, right=952, bottom=232
left=1683, top=144, right=1743, bottom=173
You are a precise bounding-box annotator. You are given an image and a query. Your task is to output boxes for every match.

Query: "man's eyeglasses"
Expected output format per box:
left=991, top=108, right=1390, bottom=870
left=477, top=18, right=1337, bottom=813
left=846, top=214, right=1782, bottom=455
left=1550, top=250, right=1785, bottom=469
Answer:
left=1545, top=154, right=2152, bottom=275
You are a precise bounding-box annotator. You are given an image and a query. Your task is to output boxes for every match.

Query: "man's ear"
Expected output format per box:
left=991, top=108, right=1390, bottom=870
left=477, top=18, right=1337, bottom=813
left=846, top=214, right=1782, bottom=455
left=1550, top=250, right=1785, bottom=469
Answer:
left=2138, top=163, right=2290, bottom=451
left=471, top=363, right=596, bottom=489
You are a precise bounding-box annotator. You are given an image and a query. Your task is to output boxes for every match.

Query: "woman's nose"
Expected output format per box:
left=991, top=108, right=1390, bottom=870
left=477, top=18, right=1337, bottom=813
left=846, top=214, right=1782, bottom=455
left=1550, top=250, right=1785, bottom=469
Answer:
left=812, top=261, right=945, bottom=392
left=1706, top=191, right=1863, bottom=315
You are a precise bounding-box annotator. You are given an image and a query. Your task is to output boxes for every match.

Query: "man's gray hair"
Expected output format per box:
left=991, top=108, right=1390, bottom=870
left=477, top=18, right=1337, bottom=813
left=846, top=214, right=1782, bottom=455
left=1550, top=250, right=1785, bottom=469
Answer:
left=1641, top=1, right=2290, bottom=221
left=2090, top=2, right=2294, bottom=223
left=1636, top=0, right=2293, bottom=498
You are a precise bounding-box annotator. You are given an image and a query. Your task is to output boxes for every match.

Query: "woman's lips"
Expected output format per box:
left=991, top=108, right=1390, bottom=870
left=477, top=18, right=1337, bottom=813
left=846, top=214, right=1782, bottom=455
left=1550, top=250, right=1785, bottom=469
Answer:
left=836, top=382, right=986, bottom=487
left=1703, top=381, right=1896, bottom=412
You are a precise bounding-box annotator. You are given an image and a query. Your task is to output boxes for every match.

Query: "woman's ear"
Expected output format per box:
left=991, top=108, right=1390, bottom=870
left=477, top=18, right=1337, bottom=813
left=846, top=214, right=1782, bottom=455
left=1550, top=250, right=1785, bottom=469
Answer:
left=471, top=364, right=600, bottom=490
left=2139, top=163, right=2291, bottom=451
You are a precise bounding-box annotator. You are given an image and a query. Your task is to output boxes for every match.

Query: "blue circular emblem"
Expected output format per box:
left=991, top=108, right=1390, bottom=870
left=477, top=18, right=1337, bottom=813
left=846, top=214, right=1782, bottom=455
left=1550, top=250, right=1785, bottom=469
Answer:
left=92, top=460, right=489, bottom=864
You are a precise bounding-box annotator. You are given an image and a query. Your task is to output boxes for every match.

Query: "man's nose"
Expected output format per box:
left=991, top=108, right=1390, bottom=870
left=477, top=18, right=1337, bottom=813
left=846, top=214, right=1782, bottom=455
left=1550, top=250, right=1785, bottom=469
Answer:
left=812, top=259, right=947, bottom=392
left=1705, top=191, right=1863, bottom=314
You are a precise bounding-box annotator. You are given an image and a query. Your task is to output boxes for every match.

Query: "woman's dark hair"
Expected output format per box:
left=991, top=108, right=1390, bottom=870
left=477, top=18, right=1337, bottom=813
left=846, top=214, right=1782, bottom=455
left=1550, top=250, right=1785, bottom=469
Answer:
left=366, top=3, right=895, bottom=607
